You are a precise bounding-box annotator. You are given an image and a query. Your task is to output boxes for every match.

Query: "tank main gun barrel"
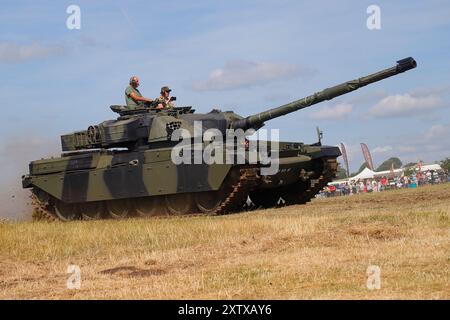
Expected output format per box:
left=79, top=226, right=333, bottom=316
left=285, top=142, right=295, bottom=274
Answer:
left=232, top=57, right=417, bottom=130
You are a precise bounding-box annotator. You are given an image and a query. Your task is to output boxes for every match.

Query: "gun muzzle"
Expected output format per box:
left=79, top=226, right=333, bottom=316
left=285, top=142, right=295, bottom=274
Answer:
left=396, top=57, right=417, bottom=73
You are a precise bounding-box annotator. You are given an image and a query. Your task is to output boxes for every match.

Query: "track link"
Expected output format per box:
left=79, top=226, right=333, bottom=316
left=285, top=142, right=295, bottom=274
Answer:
left=30, top=193, right=57, bottom=221
left=215, top=168, right=259, bottom=215
left=295, top=158, right=338, bottom=204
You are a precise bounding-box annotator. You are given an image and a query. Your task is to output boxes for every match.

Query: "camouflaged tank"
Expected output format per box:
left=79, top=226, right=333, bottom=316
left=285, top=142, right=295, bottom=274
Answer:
left=22, top=58, right=416, bottom=220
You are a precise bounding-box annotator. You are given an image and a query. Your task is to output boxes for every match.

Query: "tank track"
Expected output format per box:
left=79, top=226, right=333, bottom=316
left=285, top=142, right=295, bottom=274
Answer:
left=291, top=158, right=338, bottom=205
left=215, top=168, right=259, bottom=215
left=30, top=193, right=58, bottom=221
left=249, top=157, right=338, bottom=208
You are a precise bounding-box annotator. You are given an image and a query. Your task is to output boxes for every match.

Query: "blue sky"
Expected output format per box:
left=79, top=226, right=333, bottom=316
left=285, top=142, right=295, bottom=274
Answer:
left=1, top=0, right=449, bottom=208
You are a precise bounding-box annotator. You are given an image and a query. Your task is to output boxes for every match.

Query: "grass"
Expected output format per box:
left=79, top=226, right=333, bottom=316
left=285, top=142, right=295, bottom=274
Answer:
left=0, top=184, right=449, bottom=299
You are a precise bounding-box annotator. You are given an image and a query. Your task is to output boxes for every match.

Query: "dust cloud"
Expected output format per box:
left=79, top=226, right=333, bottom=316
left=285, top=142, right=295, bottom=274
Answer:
left=0, top=135, right=59, bottom=220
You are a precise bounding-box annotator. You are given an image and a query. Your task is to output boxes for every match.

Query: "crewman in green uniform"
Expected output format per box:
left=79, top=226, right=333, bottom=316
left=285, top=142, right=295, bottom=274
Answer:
left=125, top=76, right=153, bottom=109
left=155, top=86, right=175, bottom=109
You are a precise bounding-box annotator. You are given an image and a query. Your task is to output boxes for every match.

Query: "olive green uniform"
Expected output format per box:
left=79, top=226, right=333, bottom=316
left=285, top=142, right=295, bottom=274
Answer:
left=155, top=95, right=174, bottom=109
left=125, top=85, right=142, bottom=109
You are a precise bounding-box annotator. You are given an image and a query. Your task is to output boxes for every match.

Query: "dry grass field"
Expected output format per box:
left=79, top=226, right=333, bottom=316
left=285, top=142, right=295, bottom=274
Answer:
left=1, top=184, right=449, bottom=299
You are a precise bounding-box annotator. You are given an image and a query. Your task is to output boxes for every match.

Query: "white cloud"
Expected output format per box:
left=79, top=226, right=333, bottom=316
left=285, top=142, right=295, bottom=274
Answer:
left=192, top=60, right=314, bottom=91
left=370, top=123, right=450, bottom=166
left=0, top=42, right=66, bottom=63
left=369, top=93, right=442, bottom=118
left=397, top=145, right=417, bottom=153
left=310, top=103, right=353, bottom=120
left=372, top=145, right=393, bottom=154
left=424, top=124, right=450, bottom=140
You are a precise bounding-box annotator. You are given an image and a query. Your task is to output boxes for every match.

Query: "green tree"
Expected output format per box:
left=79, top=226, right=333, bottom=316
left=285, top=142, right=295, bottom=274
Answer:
left=376, top=157, right=402, bottom=171
left=440, top=157, right=450, bottom=171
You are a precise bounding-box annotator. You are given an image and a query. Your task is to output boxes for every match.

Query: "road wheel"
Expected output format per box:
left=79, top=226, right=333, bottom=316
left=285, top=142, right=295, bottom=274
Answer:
left=194, top=191, right=223, bottom=214
left=134, top=197, right=165, bottom=217
left=165, top=193, right=193, bottom=215
left=54, top=200, right=80, bottom=221
left=106, top=199, right=130, bottom=219
left=80, top=202, right=104, bottom=220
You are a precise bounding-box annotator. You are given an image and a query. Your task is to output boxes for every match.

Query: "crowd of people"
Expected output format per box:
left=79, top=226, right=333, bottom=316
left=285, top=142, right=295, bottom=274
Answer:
left=318, top=169, right=449, bottom=198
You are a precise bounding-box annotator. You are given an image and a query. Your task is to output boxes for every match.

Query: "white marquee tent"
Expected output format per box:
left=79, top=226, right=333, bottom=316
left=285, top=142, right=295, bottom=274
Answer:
left=373, top=168, right=404, bottom=178
left=419, top=164, right=442, bottom=171
left=349, top=167, right=376, bottom=181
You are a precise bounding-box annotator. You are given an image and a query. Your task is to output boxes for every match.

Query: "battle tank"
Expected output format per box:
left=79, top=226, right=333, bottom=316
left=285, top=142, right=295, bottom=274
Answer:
left=22, top=57, right=417, bottom=221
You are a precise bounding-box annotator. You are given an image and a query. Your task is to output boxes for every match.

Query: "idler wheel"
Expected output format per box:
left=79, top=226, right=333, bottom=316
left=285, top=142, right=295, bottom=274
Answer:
left=80, top=202, right=104, bottom=220
left=106, top=199, right=130, bottom=219
left=164, top=194, right=193, bottom=215
left=54, top=200, right=81, bottom=221
left=134, top=197, right=165, bottom=217
left=194, top=191, right=223, bottom=214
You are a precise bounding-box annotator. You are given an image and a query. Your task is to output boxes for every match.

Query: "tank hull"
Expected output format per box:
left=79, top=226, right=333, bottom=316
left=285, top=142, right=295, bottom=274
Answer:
left=23, top=142, right=340, bottom=221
